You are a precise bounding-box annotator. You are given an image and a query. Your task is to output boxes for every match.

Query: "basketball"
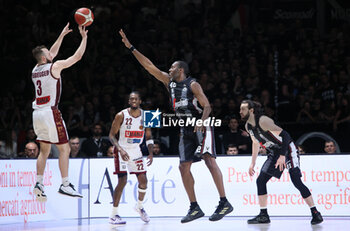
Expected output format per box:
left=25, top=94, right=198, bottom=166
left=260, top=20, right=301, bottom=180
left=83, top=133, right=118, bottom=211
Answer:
left=74, top=8, right=94, bottom=26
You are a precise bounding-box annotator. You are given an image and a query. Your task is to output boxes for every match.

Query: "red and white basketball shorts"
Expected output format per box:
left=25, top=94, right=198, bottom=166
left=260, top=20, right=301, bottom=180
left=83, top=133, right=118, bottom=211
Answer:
left=113, top=146, right=147, bottom=175
left=33, top=107, right=69, bottom=144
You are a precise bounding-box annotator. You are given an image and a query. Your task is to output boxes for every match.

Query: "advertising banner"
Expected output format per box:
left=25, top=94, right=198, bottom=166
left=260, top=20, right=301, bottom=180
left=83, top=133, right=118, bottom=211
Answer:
left=1, top=155, right=349, bottom=224
left=0, top=159, right=89, bottom=224
left=89, top=155, right=350, bottom=217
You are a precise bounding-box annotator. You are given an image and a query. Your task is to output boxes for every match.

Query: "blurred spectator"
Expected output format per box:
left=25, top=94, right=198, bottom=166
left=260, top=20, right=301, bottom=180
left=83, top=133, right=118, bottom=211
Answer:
left=81, top=101, right=100, bottom=135
left=24, top=142, right=39, bottom=159
left=0, top=141, right=9, bottom=159
left=226, top=144, right=239, bottom=155
left=258, top=146, right=267, bottom=155
left=153, top=140, right=164, bottom=156
left=81, top=123, right=111, bottom=158
left=222, top=117, right=251, bottom=154
left=1, top=1, right=350, bottom=153
left=333, top=97, right=350, bottom=132
left=69, top=136, right=85, bottom=158
left=0, top=129, right=17, bottom=158
left=296, top=101, right=315, bottom=123
left=65, top=105, right=82, bottom=137
left=107, top=146, right=114, bottom=158
left=17, top=128, right=38, bottom=156
left=324, top=140, right=337, bottom=154
left=297, top=145, right=306, bottom=154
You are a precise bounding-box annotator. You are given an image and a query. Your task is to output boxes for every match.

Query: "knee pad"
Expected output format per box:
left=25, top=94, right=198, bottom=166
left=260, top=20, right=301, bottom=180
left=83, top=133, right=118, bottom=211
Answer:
left=290, top=168, right=311, bottom=198
left=256, top=172, right=272, bottom=195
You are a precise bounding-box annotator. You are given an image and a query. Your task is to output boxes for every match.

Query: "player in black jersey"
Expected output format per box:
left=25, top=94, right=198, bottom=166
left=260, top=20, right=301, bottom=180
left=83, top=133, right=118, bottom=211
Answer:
left=119, top=29, right=233, bottom=223
left=240, top=100, right=323, bottom=225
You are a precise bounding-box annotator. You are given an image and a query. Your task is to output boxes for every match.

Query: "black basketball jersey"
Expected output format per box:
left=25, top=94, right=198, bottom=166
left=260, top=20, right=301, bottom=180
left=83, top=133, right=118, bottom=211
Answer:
left=246, top=115, right=283, bottom=153
left=168, top=77, right=202, bottom=118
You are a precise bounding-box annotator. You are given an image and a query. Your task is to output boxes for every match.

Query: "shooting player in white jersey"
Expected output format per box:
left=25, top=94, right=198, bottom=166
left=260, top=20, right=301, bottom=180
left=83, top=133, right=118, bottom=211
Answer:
left=31, top=23, right=87, bottom=201
left=109, top=92, right=154, bottom=225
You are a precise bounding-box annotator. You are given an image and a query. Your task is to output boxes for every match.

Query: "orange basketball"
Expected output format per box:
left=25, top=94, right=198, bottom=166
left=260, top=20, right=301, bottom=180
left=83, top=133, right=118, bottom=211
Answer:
left=74, top=8, right=94, bottom=26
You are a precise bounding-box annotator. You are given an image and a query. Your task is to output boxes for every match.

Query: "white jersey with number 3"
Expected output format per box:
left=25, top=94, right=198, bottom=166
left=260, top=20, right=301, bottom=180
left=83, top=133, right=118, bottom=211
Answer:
left=31, top=63, right=68, bottom=144
left=32, top=63, right=61, bottom=110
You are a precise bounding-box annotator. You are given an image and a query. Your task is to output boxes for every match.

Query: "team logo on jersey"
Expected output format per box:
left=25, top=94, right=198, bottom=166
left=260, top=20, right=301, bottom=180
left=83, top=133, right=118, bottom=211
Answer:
left=143, top=109, right=161, bottom=128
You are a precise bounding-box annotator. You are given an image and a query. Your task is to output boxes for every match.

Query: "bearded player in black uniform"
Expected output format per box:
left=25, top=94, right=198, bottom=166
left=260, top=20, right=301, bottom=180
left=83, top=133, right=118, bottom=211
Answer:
left=119, top=29, right=233, bottom=223
left=240, top=100, right=323, bottom=225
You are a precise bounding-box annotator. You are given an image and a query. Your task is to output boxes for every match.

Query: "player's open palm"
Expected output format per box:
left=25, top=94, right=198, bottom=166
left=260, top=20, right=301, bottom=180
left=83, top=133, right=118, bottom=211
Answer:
left=79, top=26, right=88, bottom=38
left=61, top=22, right=72, bottom=36
left=119, top=29, right=131, bottom=48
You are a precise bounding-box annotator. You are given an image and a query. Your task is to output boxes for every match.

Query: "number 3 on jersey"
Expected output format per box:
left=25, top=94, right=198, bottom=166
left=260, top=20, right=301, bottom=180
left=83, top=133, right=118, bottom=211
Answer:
left=36, top=80, right=42, bottom=96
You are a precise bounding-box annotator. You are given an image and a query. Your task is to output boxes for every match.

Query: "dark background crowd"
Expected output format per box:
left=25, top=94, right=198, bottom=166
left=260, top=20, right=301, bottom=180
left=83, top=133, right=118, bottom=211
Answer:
left=0, top=0, right=349, bottom=158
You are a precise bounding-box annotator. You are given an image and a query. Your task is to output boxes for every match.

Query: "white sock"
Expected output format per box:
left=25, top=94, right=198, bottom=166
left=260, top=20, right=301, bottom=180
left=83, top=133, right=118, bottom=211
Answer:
left=36, top=175, right=44, bottom=185
left=62, top=177, right=69, bottom=186
left=137, top=199, right=144, bottom=209
left=110, top=206, right=118, bottom=218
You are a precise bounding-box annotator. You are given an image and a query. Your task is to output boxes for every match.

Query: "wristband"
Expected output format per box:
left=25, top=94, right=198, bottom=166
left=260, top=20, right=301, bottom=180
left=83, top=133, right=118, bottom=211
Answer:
left=146, top=139, right=154, bottom=146
left=129, top=45, right=135, bottom=52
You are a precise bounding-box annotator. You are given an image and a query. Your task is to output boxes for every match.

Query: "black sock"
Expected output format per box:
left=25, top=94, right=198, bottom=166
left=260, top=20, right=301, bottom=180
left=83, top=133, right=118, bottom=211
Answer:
left=220, top=197, right=227, bottom=203
left=190, top=202, right=198, bottom=209
left=260, top=208, right=268, bottom=215
left=310, top=206, right=317, bottom=214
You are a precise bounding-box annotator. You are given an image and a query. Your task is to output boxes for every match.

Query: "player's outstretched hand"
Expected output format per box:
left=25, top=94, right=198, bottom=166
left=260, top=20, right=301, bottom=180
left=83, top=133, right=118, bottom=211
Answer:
left=78, top=26, right=88, bottom=38
left=61, top=22, right=72, bottom=36
left=119, top=29, right=132, bottom=49
left=147, top=155, right=153, bottom=166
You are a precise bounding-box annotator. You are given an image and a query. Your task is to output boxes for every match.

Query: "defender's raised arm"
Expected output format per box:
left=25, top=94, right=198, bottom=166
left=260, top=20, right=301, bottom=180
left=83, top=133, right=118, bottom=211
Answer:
left=119, top=29, right=170, bottom=85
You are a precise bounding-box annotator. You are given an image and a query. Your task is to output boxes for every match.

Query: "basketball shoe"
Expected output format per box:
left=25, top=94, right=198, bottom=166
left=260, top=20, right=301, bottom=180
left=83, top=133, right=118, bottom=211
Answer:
left=33, top=182, right=47, bottom=202
left=181, top=205, right=205, bottom=223
left=109, top=215, right=126, bottom=225
left=247, top=213, right=271, bottom=224
left=311, top=211, right=323, bottom=225
left=58, top=183, right=83, bottom=198
left=209, top=200, right=233, bottom=221
left=134, top=205, right=150, bottom=223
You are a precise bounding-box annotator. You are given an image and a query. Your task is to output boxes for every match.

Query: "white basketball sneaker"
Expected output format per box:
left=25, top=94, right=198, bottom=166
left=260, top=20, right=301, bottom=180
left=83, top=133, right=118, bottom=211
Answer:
left=109, top=215, right=126, bottom=225
left=58, top=183, right=83, bottom=198
left=134, top=205, right=150, bottom=223
left=33, top=182, right=47, bottom=202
